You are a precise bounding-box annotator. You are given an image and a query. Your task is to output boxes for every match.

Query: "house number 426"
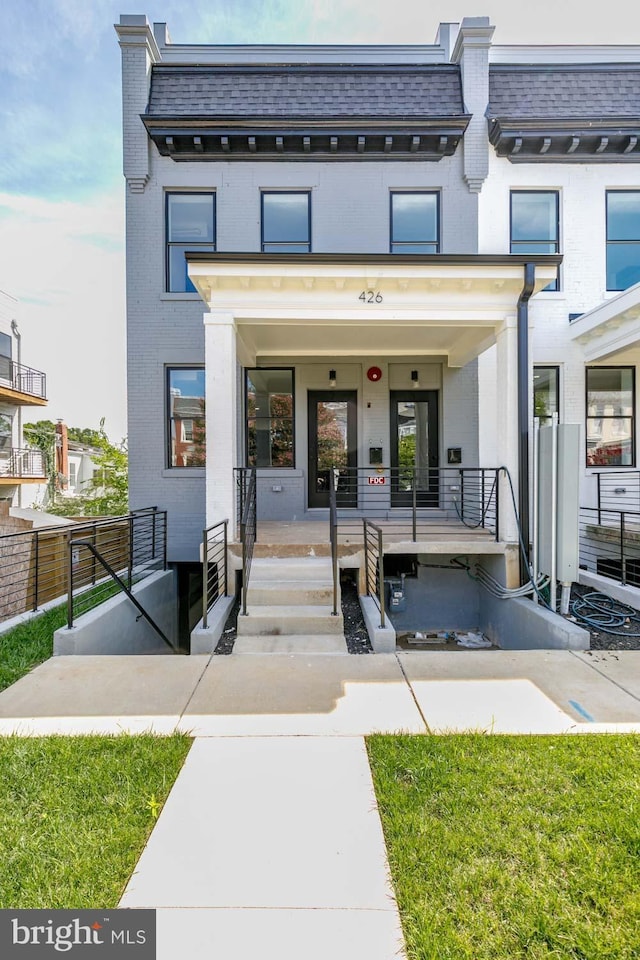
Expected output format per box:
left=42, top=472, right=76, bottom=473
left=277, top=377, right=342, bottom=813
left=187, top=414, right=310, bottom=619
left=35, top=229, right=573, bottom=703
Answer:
left=359, top=290, right=383, bottom=303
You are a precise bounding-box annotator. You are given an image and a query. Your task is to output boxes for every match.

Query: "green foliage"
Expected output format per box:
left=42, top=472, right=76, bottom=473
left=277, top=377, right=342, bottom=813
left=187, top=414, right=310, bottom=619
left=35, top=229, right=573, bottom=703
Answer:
left=0, top=605, right=67, bottom=692
left=23, top=420, right=57, bottom=501
left=368, top=733, right=640, bottom=960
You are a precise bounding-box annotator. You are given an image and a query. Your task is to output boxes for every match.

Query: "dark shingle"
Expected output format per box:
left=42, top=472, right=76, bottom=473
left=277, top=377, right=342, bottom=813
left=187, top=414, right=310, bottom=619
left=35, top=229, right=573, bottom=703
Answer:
left=489, top=66, right=640, bottom=119
left=147, top=65, right=465, bottom=119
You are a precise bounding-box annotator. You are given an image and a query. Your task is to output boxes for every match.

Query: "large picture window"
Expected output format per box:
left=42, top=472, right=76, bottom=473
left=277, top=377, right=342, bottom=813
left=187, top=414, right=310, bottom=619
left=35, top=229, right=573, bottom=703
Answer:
left=390, top=192, right=439, bottom=253
left=166, top=193, right=215, bottom=292
left=606, top=191, right=640, bottom=291
left=533, top=366, right=560, bottom=427
left=246, top=369, right=294, bottom=467
left=511, top=191, right=559, bottom=290
left=586, top=367, right=635, bottom=467
left=261, top=193, right=310, bottom=252
left=167, top=368, right=205, bottom=467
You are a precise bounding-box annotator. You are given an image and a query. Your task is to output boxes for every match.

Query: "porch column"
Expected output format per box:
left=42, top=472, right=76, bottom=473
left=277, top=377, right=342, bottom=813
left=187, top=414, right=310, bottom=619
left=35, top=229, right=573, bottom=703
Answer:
left=204, top=310, right=238, bottom=534
left=495, top=316, right=519, bottom=543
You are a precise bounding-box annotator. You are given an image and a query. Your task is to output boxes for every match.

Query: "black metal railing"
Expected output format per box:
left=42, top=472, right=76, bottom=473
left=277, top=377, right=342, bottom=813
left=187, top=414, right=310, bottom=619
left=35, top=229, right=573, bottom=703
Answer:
left=234, top=467, right=253, bottom=541
left=0, top=508, right=165, bottom=626
left=0, top=448, right=45, bottom=479
left=0, top=358, right=47, bottom=400
left=202, top=519, right=228, bottom=628
left=363, top=519, right=385, bottom=629
left=329, top=473, right=339, bottom=616
left=595, top=471, right=640, bottom=520
left=327, top=466, right=499, bottom=542
left=240, top=469, right=257, bottom=617
left=579, top=505, right=640, bottom=586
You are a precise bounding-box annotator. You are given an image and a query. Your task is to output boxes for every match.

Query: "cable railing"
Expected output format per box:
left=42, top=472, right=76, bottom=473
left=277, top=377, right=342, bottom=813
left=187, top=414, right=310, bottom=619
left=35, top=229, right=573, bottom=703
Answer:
left=0, top=508, right=165, bottom=626
left=579, top=505, right=640, bottom=587
left=202, top=519, right=228, bottom=628
left=0, top=448, right=46, bottom=479
left=0, top=358, right=47, bottom=400
left=328, top=472, right=339, bottom=617
left=240, top=469, right=257, bottom=617
left=363, top=519, right=385, bottom=628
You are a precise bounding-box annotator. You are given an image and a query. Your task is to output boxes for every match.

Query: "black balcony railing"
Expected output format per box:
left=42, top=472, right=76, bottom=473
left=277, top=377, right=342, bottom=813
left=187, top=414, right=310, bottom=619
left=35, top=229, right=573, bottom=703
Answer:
left=0, top=358, right=47, bottom=400
left=579, top=505, right=640, bottom=586
left=0, top=448, right=46, bottom=479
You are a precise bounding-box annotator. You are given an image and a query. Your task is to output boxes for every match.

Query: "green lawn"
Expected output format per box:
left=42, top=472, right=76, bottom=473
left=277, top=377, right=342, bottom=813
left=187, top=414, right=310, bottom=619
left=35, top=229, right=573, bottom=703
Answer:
left=368, top=734, right=640, bottom=960
left=0, top=605, right=67, bottom=692
left=0, top=734, right=191, bottom=908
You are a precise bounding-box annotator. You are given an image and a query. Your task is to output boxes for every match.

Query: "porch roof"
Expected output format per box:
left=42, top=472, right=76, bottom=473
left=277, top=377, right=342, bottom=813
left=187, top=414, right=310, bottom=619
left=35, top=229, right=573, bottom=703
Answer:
left=187, top=252, right=560, bottom=368
left=570, top=281, right=640, bottom=362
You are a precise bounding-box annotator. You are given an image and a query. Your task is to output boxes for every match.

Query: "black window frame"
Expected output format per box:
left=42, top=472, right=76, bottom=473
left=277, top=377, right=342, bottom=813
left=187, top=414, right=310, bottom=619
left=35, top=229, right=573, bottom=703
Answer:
left=166, top=366, right=206, bottom=469
left=510, top=190, right=560, bottom=291
left=533, top=365, right=560, bottom=427
left=606, top=190, right=640, bottom=292
left=585, top=365, right=635, bottom=468
left=245, top=367, right=296, bottom=468
left=165, top=192, right=216, bottom=293
left=389, top=191, right=440, bottom=254
left=261, top=191, right=311, bottom=253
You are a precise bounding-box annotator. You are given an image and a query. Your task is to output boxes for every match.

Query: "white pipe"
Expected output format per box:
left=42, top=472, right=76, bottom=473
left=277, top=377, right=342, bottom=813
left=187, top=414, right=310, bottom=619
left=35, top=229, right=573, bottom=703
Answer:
left=532, top=416, right=539, bottom=603
left=560, top=582, right=571, bottom=615
left=550, top=412, right=558, bottom=611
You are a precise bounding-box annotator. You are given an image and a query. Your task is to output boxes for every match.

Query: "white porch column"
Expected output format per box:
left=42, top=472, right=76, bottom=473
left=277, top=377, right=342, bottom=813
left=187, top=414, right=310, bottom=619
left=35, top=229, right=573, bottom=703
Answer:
left=204, top=310, right=238, bottom=534
left=495, top=316, right=519, bottom=543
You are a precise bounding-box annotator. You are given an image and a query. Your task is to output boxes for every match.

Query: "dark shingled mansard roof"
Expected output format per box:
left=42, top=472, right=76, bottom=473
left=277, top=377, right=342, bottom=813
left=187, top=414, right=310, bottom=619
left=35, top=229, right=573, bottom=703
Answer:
left=489, top=65, right=640, bottom=120
left=146, top=64, right=466, bottom=119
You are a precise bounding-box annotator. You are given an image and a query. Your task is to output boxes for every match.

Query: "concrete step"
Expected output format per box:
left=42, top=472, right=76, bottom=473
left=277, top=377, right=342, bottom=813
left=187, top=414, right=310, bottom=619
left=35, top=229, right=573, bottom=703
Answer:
left=232, top=634, right=348, bottom=654
left=247, top=581, right=335, bottom=606
left=236, top=605, right=345, bottom=637
left=249, top=558, right=334, bottom=582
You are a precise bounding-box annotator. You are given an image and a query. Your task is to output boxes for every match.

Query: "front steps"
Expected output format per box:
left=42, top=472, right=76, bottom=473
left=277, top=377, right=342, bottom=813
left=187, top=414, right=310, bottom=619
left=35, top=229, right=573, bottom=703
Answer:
left=234, top=558, right=347, bottom=654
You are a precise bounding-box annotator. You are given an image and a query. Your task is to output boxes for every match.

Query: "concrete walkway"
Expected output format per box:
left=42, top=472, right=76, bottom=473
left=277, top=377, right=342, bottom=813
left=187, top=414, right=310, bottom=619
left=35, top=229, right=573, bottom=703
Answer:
left=1, top=649, right=640, bottom=959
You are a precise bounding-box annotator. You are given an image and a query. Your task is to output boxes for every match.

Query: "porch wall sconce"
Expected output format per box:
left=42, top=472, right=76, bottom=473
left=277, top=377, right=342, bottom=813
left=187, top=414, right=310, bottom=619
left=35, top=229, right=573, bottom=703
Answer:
left=329, top=369, right=337, bottom=387
left=411, top=370, right=419, bottom=387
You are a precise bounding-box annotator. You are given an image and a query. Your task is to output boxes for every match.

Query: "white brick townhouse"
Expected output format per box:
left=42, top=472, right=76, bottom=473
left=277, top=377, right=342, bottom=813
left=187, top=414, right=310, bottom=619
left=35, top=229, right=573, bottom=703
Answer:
left=115, top=14, right=640, bottom=645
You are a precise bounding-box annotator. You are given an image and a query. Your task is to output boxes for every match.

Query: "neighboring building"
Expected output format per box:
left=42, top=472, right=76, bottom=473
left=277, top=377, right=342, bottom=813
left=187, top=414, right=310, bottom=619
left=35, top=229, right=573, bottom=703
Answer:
left=0, top=291, right=48, bottom=506
left=115, top=14, right=640, bottom=610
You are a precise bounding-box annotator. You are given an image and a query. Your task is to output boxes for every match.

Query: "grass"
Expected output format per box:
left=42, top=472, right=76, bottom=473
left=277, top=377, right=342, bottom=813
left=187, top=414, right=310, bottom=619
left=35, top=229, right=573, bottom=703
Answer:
left=367, top=734, right=640, bottom=960
left=0, top=605, right=67, bottom=692
left=0, top=734, right=192, bottom=908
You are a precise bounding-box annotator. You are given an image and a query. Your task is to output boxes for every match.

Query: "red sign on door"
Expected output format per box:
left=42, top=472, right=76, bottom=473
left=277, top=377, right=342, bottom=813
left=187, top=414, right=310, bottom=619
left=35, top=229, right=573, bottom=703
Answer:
left=368, top=476, right=386, bottom=485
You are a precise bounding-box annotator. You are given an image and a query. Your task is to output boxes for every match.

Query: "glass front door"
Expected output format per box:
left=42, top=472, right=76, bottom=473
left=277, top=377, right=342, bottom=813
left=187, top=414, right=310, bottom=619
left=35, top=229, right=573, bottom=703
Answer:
left=390, top=391, right=439, bottom=506
left=307, top=391, right=357, bottom=508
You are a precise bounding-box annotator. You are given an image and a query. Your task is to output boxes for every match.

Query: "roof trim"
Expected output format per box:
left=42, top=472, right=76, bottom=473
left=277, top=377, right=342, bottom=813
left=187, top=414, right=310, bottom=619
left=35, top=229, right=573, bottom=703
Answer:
left=186, top=252, right=563, bottom=266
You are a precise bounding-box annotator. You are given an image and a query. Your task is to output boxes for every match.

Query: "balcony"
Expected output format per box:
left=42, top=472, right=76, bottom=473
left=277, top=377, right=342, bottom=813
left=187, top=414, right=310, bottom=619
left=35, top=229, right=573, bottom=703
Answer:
left=0, top=357, right=47, bottom=405
left=0, top=448, right=46, bottom=483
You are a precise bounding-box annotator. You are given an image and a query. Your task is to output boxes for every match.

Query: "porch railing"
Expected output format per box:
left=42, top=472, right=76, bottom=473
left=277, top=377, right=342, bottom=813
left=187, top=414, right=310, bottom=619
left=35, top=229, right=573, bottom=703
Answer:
left=240, top=468, right=257, bottom=616
left=0, top=358, right=47, bottom=400
left=579, top=505, right=640, bottom=587
left=328, top=466, right=499, bottom=542
left=329, top=472, right=339, bottom=616
left=363, top=519, right=385, bottom=629
left=202, top=519, right=228, bottom=629
left=0, top=448, right=46, bottom=479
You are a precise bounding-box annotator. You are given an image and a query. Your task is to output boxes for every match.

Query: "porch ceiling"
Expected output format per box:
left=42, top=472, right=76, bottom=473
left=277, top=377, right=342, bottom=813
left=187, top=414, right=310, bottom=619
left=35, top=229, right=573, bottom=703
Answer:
left=570, top=281, right=640, bottom=362
left=188, top=253, right=559, bottom=367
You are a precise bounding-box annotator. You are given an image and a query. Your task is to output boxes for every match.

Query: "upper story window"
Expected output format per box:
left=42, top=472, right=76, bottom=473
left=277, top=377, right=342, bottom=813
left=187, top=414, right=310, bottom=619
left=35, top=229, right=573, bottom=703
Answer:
left=261, top=192, right=311, bottom=252
left=0, top=331, right=11, bottom=382
left=534, top=366, right=560, bottom=427
left=606, top=191, right=640, bottom=291
left=510, top=191, right=559, bottom=291
left=390, top=192, right=439, bottom=253
left=166, top=193, right=215, bottom=292
left=167, top=367, right=205, bottom=467
left=586, top=366, right=634, bottom=467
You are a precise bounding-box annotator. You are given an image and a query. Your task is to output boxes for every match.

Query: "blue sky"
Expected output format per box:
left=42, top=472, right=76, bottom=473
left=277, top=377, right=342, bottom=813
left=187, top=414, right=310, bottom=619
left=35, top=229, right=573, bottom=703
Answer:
left=0, top=0, right=638, bottom=441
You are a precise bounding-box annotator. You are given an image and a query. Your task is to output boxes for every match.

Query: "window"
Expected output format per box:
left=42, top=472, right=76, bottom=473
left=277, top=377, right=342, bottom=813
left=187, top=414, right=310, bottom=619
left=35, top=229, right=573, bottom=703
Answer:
left=606, top=191, right=640, bottom=291
left=261, top=193, right=310, bottom=252
left=586, top=367, right=634, bottom=467
left=166, top=193, right=215, bottom=292
left=167, top=368, right=205, bottom=467
left=533, top=366, right=559, bottom=426
left=0, top=332, right=10, bottom=382
left=246, top=369, right=294, bottom=467
left=390, top=192, right=439, bottom=253
left=510, top=191, right=559, bottom=290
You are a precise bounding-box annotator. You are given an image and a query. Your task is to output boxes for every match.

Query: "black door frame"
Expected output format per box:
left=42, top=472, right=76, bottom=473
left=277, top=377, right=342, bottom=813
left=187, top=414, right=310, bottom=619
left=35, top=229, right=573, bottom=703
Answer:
left=390, top=390, right=439, bottom=507
left=307, top=390, right=358, bottom=508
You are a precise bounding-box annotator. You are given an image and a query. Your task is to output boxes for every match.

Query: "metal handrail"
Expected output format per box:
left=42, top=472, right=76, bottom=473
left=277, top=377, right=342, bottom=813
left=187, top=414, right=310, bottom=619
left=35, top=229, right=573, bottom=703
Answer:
left=67, top=539, right=176, bottom=651
left=363, top=518, right=385, bottom=629
left=0, top=448, right=46, bottom=479
left=0, top=358, right=47, bottom=400
left=579, top=505, right=640, bottom=587
left=202, top=519, right=228, bottom=629
left=329, top=472, right=338, bottom=616
left=240, top=469, right=257, bottom=617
